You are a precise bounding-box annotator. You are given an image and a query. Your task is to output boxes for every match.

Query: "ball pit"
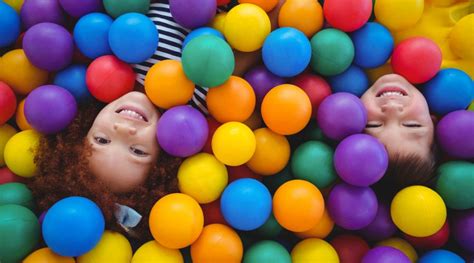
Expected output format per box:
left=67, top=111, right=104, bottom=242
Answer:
left=74, top=13, right=113, bottom=59
left=328, top=64, right=369, bottom=97
left=131, top=240, right=183, bottom=263
left=291, top=238, right=339, bottom=263
left=0, top=82, right=17, bottom=125
left=3, top=0, right=24, bottom=12
left=377, top=237, right=418, bottom=262
left=77, top=230, right=132, bottom=263
left=4, top=130, right=40, bottom=178
left=291, top=73, right=332, bottom=117
left=403, top=221, right=450, bottom=250
left=103, top=0, right=150, bottom=18
left=0, top=124, right=16, bottom=166
left=15, top=99, right=32, bottom=130
left=452, top=209, right=474, bottom=253
left=0, top=182, right=34, bottom=210
left=59, top=0, right=102, bottom=18
left=0, top=2, right=21, bottom=48
left=362, top=246, right=410, bottom=263
left=183, top=27, right=225, bottom=48
left=436, top=161, right=474, bottom=210
left=278, top=0, right=323, bottom=37
left=418, top=249, right=464, bottom=263
left=169, top=0, right=216, bottom=29
left=360, top=201, right=397, bottom=242
left=436, top=110, right=474, bottom=159
left=330, top=234, right=370, bottom=263
left=243, top=240, right=291, bottom=263
left=351, top=22, right=393, bottom=69
left=212, top=122, right=256, bottom=166
left=190, top=224, right=243, bottom=263
left=20, top=0, right=65, bottom=29
left=24, top=248, right=74, bottom=263
left=54, top=64, right=92, bottom=103
left=374, top=0, right=424, bottom=31
left=323, top=0, right=372, bottom=32
left=244, top=65, right=285, bottom=105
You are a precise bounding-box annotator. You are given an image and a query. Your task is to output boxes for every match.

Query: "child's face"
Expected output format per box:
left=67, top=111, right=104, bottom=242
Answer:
left=361, top=74, right=434, bottom=159
left=86, top=92, right=160, bottom=193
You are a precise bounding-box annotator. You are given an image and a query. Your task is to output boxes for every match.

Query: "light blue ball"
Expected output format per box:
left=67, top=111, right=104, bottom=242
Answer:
left=183, top=27, right=224, bottom=48
left=74, top=12, right=113, bottom=59
left=0, top=2, right=21, bottom=48
left=328, top=64, right=369, bottom=97
left=109, top=12, right=159, bottom=63
left=418, top=250, right=464, bottom=263
left=54, top=64, right=91, bottom=103
left=42, top=196, right=105, bottom=257
left=221, top=178, right=272, bottom=231
left=351, top=22, right=393, bottom=69
left=262, top=27, right=311, bottom=78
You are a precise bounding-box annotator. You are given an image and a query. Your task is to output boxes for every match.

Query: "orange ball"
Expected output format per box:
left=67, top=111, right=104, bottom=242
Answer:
left=144, top=60, right=195, bottom=109
left=15, top=99, right=32, bottom=131
left=273, top=179, right=325, bottom=232
left=261, top=84, right=312, bottom=135
left=295, top=208, right=334, bottom=239
left=191, top=224, right=243, bottom=263
left=238, top=0, right=279, bottom=12
left=278, top=0, right=324, bottom=37
left=206, top=76, right=256, bottom=123
left=149, top=193, right=204, bottom=249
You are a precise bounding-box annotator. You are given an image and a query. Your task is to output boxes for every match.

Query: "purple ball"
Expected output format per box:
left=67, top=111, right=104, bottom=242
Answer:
left=156, top=105, right=208, bottom=157
left=24, top=85, right=78, bottom=134
left=362, top=246, right=410, bottom=263
left=453, top=209, right=474, bottom=253
left=59, top=0, right=102, bottom=18
left=317, top=92, right=367, bottom=141
left=437, top=110, right=474, bottom=159
left=327, top=183, right=378, bottom=230
left=360, top=201, right=397, bottom=241
left=334, top=134, right=388, bottom=186
left=23, top=22, right=74, bottom=71
left=20, top=0, right=65, bottom=29
left=169, top=0, right=216, bottom=29
left=244, top=65, right=285, bottom=105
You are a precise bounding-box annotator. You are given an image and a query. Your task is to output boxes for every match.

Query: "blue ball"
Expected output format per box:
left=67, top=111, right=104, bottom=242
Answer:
left=109, top=13, right=159, bottom=63
left=418, top=250, right=464, bottom=263
left=423, top=68, right=474, bottom=115
left=0, top=2, right=21, bottom=48
left=262, top=27, right=311, bottom=77
left=328, top=64, right=369, bottom=97
left=54, top=64, right=91, bottom=103
left=42, top=196, right=105, bottom=257
left=221, top=178, right=272, bottom=231
left=183, top=27, right=224, bottom=48
left=351, top=22, right=393, bottom=69
left=74, top=13, right=113, bottom=59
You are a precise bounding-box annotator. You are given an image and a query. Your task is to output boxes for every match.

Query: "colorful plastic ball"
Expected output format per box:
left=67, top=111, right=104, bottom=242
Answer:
left=3, top=0, right=24, bottom=12
left=156, top=106, right=208, bottom=157
left=183, top=27, right=225, bottom=48
left=0, top=168, right=22, bottom=185
left=0, top=82, right=17, bottom=125
left=0, top=204, right=40, bottom=263
left=278, top=0, right=324, bottom=37
left=149, top=193, right=204, bottom=249
left=450, top=14, right=474, bottom=59
left=453, top=209, right=474, bottom=252
left=212, top=122, right=256, bottom=166
left=244, top=65, right=285, bottom=105
left=86, top=55, right=135, bottom=103
left=202, top=117, right=221, bottom=154
left=291, top=73, right=332, bottom=117
left=210, top=12, right=227, bottom=34
left=291, top=238, right=339, bottom=263
left=391, top=37, right=442, bottom=84
left=255, top=213, right=283, bottom=239
left=23, top=23, right=74, bottom=71
left=53, top=64, right=91, bottom=103
left=103, top=0, right=149, bottom=18
left=243, top=240, right=291, bottom=263
left=317, top=92, right=367, bottom=141
left=377, top=238, right=417, bottom=263
left=20, top=0, right=64, bottom=29
left=404, top=221, right=450, bottom=250
left=273, top=180, right=324, bottom=232
left=131, top=240, right=183, bottom=263
left=0, top=2, right=20, bottom=48
left=417, top=250, right=464, bottom=263
left=261, top=84, right=312, bottom=135
left=169, top=0, right=216, bottom=29
left=191, top=224, right=243, bottom=263
left=328, top=64, right=369, bottom=97
left=423, top=69, right=474, bottom=116
left=391, top=186, right=446, bottom=237
left=182, top=35, right=234, bottom=87
left=238, top=0, right=278, bottom=12
left=328, top=182, right=378, bottom=230
left=77, top=231, right=132, bottom=263
left=4, top=130, right=40, bottom=178
left=221, top=179, right=272, bottom=231
left=206, top=76, right=256, bottom=123
left=0, top=182, right=33, bottom=210
left=0, top=49, right=48, bottom=95
left=43, top=197, right=104, bottom=257
left=262, top=27, right=312, bottom=77
left=24, top=247, right=74, bottom=263
left=330, top=234, right=370, bottom=263
left=0, top=124, right=16, bottom=166
left=59, top=0, right=101, bottom=18
left=436, top=161, right=474, bottom=210
left=246, top=128, right=290, bottom=176
left=310, top=28, right=354, bottom=76
left=324, top=0, right=372, bottom=32
left=360, top=201, right=397, bottom=241
left=351, top=22, right=393, bottom=69
left=74, top=13, right=113, bottom=59
left=16, top=99, right=33, bottom=130
left=295, top=208, right=334, bottom=239
left=374, top=0, right=423, bottom=31
left=109, top=13, right=158, bottom=63
left=24, top=85, right=77, bottom=134
left=362, top=246, right=410, bottom=263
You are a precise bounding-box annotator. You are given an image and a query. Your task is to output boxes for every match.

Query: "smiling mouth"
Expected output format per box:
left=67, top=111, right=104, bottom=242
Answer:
left=115, top=107, right=148, bottom=122
left=376, top=87, right=408, bottom=98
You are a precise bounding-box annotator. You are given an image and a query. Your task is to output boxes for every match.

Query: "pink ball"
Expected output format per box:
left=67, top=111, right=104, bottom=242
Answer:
left=324, top=0, right=372, bottom=32
left=0, top=82, right=17, bottom=125
left=292, top=73, right=332, bottom=118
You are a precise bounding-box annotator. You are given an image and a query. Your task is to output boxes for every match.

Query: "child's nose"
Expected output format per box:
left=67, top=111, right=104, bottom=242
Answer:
left=381, top=101, right=403, bottom=114
left=113, top=123, right=137, bottom=135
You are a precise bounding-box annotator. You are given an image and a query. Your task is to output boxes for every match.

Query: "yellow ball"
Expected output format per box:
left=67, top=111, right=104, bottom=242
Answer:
left=468, top=100, right=474, bottom=112
left=132, top=241, right=183, bottom=263
left=295, top=208, right=334, bottom=239
left=4, top=129, right=40, bottom=177
left=212, top=122, right=256, bottom=166
left=23, top=247, right=74, bottom=263
left=391, top=185, right=447, bottom=237
left=377, top=237, right=418, bottom=263
left=246, top=128, right=290, bottom=176
left=291, top=238, right=339, bottom=263
left=210, top=12, right=227, bottom=35
left=449, top=14, right=474, bottom=59
left=0, top=49, right=49, bottom=95
left=3, top=0, right=24, bottom=12
left=16, top=99, right=33, bottom=131
left=77, top=231, right=132, bottom=263
left=375, top=0, right=424, bottom=31
left=224, top=4, right=271, bottom=52
left=178, top=153, right=228, bottom=204
left=0, top=124, right=17, bottom=167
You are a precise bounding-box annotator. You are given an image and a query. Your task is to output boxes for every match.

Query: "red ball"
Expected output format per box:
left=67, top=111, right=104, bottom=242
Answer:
left=0, top=167, right=22, bottom=185
left=291, top=73, right=332, bottom=118
left=86, top=55, right=135, bottom=103
left=201, top=199, right=227, bottom=225
left=404, top=220, right=450, bottom=250
left=391, top=37, right=442, bottom=84
left=202, top=117, right=221, bottom=154
left=331, top=234, right=370, bottom=263
left=324, top=0, right=372, bottom=32
left=0, top=82, right=17, bottom=125
left=217, top=0, right=231, bottom=6
left=228, top=165, right=262, bottom=183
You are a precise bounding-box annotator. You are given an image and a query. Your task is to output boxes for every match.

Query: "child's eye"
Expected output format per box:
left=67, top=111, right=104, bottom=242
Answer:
left=403, top=123, right=422, bottom=128
left=94, top=136, right=111, bottom=145
left=130, top=146, right=149, bottom=157
left=366, top=123, right=382, bottom=128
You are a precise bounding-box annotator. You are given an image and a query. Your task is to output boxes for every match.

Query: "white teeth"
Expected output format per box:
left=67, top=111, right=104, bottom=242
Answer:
left=380, top=91, right=404, bottom=97
left=119, top=109, right=144, bottom=121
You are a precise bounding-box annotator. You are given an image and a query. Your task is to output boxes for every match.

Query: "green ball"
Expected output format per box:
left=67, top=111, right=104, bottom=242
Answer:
left=291, top=141, right=336, bottom=188
left=103, top=0, right=150, bottom=18
left=262, top=166, right=293, bottom=194
left=255, top=213, right=282, bottom=239
left=310, top=28, right=354, bottom=76
left=0, top=204, right=40, bottom=263
left=243, top=240, right=291, bottom=263
left=0, top=183, right=34, bottom=210
left=436, top=161, right=474, bottom=210
left=182, top=35, right=235, bottom=87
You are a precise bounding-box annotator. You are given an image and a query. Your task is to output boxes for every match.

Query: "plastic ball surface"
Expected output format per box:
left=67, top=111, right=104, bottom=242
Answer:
left=54, top=64, right=92, bottom=103
left=4, top=130, right=40, bottom=178
left=59, top=0, right=102, bottom=18
left=74, top=13, right=113, bottom=59
left=169, top=0, right=216, bottom=29
left=77, top=231, right=132, bottom=263
left=191, top=224, right=243, bottom=263
left=291, top=238, right=339, bottom=263
left=20, top=0, right=65, bottom=29
left=323, top=0, right=372, bottom=32
left=0, top=2, right=21, bottom=48
left=351, top=22, right=394, bottom=69
left=0, top=82, right=17, bottom=125
left=211, top=122, right=256, bottom=166
left=131, top=240, right=183, bottom=263
left=24, top=248, right=74, bottom=263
